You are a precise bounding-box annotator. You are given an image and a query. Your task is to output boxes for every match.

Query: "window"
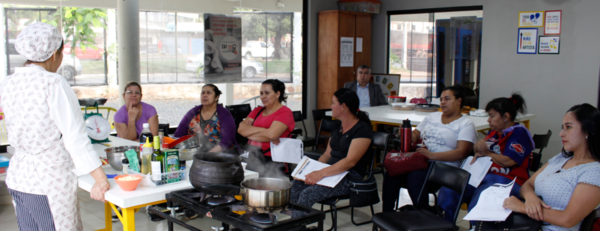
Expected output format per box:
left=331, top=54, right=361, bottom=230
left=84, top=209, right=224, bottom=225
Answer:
left=388, top=7, right=483, bottom=107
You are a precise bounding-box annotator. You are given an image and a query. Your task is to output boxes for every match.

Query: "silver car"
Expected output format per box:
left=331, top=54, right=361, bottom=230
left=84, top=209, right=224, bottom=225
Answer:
left=8, top=39, right=82, bottom=80
left=185, top=53, right=264, bottom=78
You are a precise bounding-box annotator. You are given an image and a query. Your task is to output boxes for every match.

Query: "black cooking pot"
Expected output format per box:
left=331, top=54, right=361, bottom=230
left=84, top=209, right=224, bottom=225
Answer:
left=189, top=152, right=245, bottom=190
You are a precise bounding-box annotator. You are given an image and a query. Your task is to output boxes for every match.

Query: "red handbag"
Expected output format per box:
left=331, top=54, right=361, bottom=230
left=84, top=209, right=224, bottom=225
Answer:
left=383, top=150, right=429, bottom=177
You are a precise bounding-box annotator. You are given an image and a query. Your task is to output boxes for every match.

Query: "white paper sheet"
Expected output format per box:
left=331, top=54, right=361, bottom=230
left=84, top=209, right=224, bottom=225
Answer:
left=463, top=178, right=516, bottom=221
left=356, top=37, right=363, bottom=52
left=270, top=138, right=304, bottom=164
left=291, top=157, right=348, bottom=188
left=340, top=37, right=354, bottom=67
left=461, top=156, right=493, bottom=187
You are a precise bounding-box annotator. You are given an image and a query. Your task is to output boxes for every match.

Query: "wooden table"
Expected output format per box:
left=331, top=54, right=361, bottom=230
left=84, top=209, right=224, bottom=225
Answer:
left=326, top=105, right=536, bottom=132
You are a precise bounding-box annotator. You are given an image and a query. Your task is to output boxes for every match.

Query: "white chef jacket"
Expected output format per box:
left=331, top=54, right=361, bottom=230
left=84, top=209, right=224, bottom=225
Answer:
left=0, top=64, right=102, bottom=231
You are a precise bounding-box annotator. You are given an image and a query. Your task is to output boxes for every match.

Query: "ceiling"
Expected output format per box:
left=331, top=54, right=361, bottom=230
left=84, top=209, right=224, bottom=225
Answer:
left=2, top=0, right=303, bottom=14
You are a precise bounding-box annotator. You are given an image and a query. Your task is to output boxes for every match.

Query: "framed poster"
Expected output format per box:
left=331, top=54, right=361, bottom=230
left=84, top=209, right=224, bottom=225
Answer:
left=538, top=36, right=560, bottom=54
left=519, top=11, right=544, bottom=27
left=517, top=28, right=538, bottom=54
left=204, top=14, right=242, bottom=83
left=372, top=73, right=400, bottom=97
left=544, top=10, right=562, bottom=35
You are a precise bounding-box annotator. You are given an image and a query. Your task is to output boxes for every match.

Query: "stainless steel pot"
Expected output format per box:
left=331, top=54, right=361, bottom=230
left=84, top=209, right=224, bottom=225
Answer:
left=240, top=178, right=292, bottom=211
left=105, top=146, right=140, bottom=171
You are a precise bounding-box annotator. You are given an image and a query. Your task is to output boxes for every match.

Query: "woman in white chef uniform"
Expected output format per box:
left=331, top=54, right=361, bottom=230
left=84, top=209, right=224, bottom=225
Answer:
left=0, top=22, right=110, bottom=231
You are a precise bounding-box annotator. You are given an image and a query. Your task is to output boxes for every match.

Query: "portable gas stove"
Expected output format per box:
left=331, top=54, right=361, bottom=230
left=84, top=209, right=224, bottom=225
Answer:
left=149, top=187, right=325, bottom=231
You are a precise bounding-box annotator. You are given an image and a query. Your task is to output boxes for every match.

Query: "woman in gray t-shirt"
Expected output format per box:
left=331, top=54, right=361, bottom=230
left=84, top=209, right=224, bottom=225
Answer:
left=503, top=103, right=600, bottom=231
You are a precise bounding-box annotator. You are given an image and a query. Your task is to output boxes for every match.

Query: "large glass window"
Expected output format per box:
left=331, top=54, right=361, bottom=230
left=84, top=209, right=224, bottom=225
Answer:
left=388, top=7, right=482, bottom=107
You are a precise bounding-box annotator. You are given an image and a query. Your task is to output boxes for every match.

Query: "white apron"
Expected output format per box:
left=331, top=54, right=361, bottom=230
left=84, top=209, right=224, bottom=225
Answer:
left=0, top=65, right=102, bottom=231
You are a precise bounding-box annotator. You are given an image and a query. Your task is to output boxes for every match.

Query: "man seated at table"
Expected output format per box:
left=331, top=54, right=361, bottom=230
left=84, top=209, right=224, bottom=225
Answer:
left=343, top=65, right=388, bottom=109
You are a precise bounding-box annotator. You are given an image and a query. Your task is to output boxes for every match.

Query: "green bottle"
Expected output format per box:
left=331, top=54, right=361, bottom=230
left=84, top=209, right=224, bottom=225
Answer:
left=151, top=136, right=163, bottom=181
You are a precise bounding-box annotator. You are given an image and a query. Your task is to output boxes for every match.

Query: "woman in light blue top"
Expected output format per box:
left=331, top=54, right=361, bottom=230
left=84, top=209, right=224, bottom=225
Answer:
left=503, top=103, right=600, bottom=231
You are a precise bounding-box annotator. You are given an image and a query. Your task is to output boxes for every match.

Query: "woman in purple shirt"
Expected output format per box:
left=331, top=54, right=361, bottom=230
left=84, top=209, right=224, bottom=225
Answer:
left=114, top=82, right=159, bottom=140
left=174, top=84, right=238, bottom=153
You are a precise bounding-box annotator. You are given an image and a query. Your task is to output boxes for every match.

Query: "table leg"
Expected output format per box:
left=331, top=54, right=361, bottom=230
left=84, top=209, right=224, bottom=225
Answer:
left=122, top=207, right=136, bottom=231
left=104, top=202, right=112, bottom=231
left=523, top=120, right=530, bottom=129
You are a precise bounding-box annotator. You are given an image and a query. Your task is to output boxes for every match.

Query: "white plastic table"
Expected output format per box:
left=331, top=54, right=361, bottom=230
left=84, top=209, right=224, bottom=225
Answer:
left=326, top=105, right=536, bottom=132
left=78, top=136, right=259, bottom=231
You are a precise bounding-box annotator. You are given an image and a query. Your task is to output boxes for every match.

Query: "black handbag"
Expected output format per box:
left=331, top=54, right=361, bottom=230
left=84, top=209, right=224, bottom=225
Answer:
left=475, top=212, right=542, bottom=231
left=347, top=174, right=380, bottom=207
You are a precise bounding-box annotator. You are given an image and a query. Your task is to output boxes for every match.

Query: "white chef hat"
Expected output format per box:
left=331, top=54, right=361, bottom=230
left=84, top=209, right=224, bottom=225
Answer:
left=15, top=22, right=64, bottom=62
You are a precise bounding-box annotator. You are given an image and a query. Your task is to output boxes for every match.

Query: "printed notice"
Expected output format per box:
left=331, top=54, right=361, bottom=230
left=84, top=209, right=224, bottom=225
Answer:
left=544, top=10, right=561, bottom=35
left=517, top=28, right=538, bottom=54
left=340, top=37, right=354, bottom=67
left=539, top=36, right=560, bottom=54
left=518, top=11, right=544, bottom=27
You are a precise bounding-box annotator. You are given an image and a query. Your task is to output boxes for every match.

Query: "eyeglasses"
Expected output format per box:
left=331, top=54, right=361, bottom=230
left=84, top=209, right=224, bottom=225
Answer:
left=125, top=91, right=141, bottom=95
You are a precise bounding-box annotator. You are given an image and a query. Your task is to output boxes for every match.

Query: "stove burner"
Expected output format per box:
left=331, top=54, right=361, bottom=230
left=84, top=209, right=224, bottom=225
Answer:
left=249, top=213, right=277, bottom=224
left=206, top=196, right=236, bottom=206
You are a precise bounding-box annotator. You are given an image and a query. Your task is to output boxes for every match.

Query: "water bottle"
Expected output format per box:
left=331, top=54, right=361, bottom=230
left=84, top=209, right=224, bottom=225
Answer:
left=401, top=119, right=412, bottom=153
left=139, top=123, right=153, bottom=151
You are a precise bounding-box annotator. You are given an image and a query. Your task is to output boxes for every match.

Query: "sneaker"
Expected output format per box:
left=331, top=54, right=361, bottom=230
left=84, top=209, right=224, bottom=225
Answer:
left=112, top=208, right=121, bottom=222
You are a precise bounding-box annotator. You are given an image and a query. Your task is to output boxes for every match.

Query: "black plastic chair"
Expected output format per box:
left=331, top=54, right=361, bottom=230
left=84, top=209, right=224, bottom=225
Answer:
left=303, top=118, right=340, bottom=160
left=158, top=123, right=170, bottom=135
left=531, top=130, right=552, bottom=172
left=579, top=209, right=597, bottom=231
left=312, top=109, right=333, bottom=147
left=372, top=161, right=471, bottom=231
left=225, top=104, right=253, bottom=146
left=291, top=111, right=318, bottom=146
left=318, top=131, right=389, bottom=231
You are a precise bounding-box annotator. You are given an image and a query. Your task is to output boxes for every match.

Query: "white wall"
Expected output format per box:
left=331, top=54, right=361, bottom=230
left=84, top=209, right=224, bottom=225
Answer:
left=369, top=0, right=600, bottom=163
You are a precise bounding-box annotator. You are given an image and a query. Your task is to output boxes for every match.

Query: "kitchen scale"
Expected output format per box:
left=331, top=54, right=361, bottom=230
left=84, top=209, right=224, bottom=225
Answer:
left=83, top=102, right=111, bottom=144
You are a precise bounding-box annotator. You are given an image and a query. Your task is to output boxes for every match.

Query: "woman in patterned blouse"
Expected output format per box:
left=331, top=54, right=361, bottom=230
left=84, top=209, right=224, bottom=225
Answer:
left=174, top=84, right=238, bottom=153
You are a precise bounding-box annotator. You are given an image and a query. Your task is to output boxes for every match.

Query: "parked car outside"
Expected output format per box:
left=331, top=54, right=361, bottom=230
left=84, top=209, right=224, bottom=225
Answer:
left=241, top=41, right=275, bottom=60
left=185, top=54, right=264, bottom=78
left=63, top=43, right=105, bottom=60
left=8, top=39, right=82, bottom=80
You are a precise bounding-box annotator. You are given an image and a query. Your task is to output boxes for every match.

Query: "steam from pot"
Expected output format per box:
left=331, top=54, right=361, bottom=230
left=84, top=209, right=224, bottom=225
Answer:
left=241, top=145, right=289, bottom=181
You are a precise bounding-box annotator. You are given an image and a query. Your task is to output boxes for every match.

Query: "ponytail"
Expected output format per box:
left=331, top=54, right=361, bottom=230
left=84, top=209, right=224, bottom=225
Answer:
left=356, top=110, right=371, bottom=126
left=485, top=93, right=527, bottom=121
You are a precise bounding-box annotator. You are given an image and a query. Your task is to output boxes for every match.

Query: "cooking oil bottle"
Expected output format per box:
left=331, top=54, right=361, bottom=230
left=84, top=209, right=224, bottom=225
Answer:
left=141, top=137, right=153, bottom=174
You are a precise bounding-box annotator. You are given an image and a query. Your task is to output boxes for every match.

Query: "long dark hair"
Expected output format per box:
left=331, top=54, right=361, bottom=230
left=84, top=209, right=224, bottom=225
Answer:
left=485, top=93, right=527, bottom=122
left=333, top=88, right=371, bottom=125
left=262, top=79, right=287, bottom=103
left=562, top=103, right=600, bottom=161
left=442, top=85, right=466, bottom=109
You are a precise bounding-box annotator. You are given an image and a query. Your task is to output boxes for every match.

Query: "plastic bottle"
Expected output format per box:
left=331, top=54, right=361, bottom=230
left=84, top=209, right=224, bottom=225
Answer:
left=121, top=158, right=129, bottom=175
left=401, top=119, right=412, bottom=153
left=151, top=136, right=163, bottom=181
left=139, top=123, right=153, bottom=151
left=141, top=137, right=153, bottom=174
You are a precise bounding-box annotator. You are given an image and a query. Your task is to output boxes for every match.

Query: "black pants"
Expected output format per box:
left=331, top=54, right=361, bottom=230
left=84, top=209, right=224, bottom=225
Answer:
left=381, top=167, right=439, bottom=212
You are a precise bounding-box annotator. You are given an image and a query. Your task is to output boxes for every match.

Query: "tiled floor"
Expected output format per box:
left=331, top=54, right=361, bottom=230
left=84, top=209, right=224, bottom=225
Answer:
left=0, top=174, right=471, bottom=231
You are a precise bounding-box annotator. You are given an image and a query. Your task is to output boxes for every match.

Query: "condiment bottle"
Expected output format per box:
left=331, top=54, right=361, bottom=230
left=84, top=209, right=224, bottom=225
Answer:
left=141, top=137, right=153, bottom=174
left=151, top=136, right=163, bottom=181
left=122, top=158, right=129, bottom=175
left=401, top=119, right=412, bottom=153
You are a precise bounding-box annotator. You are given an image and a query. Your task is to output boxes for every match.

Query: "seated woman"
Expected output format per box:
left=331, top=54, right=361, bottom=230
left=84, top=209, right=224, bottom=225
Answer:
left=238, top=79, right=295, bottom=162
left=114, top=81, right=158, bottom=141
left=503, top=103, right=600, bottom=231
left=290, top=88, right=373, bottom=208
left=381, top=86, right=477, bottom=212
left=438, top=93, right=533, bottom=224
left=174, top=84, right=238, bottom=153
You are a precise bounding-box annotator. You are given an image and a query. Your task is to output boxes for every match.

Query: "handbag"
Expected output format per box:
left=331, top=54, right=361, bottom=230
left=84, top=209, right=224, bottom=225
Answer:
left=474, top=212, right=542, bottom=231
left=346, top=173, right=380, bottom=207
left=383, top=150, right=429, bottom=177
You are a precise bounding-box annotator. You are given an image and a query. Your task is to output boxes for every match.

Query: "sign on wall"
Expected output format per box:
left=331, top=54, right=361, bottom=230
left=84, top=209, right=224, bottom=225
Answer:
left=538, top=36, right=560, bottom=54
left=517, top=28, right=538, bottom=54
left=544, top=10, right=562, bottom=35
left=372, top=73, right=400, bottom=97
left=518, top=11, right=544, bottom=27
left=204, top=14, right=242, bottom=83
left=340, top=37, right=354, bottom=67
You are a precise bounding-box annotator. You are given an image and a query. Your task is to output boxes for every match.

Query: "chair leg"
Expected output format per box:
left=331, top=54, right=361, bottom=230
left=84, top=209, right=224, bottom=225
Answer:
left=325, top=205, right=337, bottom=231
left=372, top=223, right=378, bottom=231
left=350, top=205, right=374, bottom=226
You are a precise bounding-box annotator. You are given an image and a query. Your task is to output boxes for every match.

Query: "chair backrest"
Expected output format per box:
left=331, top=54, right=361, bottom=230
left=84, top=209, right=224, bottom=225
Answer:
left=313, top=117, right=340, bottom=149
left=312, top=109, right=332, bottom=135
left=292, top=111, right=308, bottom=137
left=418, top=161, right=470, bottom=224
left=226, top=104, right=253, bottom=145
left=158, top=123, right=170, bottom=135
left=368, top=131, right=389, bottom=178
left=531, top=130, right=552, bottom=172
left=579, top=209, right=597, bottom=231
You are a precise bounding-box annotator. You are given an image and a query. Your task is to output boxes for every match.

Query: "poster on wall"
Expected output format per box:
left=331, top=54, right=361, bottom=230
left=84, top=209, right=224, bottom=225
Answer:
left=544, top=10, right=562, bottom=35
left=340, top=37, right=354, bottom=67
left=517, top=28, right=538, bottom=54
left=204, top=14, right=242, bottom=83
left=372, top=73, right=400, bottom=97
left=539, top=36, right=560, bottom=54
left=518, top=11, right=544, bottom=27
